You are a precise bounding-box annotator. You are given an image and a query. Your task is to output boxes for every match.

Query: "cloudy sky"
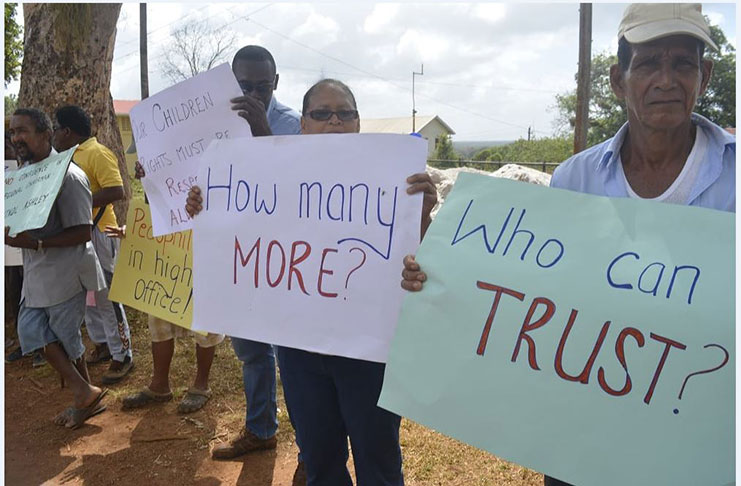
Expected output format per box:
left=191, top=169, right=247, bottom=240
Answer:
left=9, top=2, right=738, bottom=141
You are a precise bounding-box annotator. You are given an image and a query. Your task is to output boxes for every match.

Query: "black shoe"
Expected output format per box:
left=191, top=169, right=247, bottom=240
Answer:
left=5, top=347, right=23, bottom=363
left=32, top=352, right=47, bottom=368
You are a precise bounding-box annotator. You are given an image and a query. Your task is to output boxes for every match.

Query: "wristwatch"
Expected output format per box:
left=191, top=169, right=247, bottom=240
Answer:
left=36, top=239, right=43, bottom=251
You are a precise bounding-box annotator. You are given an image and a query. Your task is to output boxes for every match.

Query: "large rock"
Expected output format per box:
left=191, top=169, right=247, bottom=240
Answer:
left=426, top=164, right=552, bottom=218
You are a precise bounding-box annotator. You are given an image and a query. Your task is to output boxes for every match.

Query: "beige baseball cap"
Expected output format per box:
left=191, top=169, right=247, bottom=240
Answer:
left=618, top=3, right=718, bottom=52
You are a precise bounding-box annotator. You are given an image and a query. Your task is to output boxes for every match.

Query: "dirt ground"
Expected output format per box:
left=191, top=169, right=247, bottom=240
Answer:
left=4, top=308, right=543, bottom=486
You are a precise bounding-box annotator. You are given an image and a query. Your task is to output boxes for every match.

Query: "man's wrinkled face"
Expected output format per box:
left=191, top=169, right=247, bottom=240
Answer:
left=8, top=115, right=51, bottom=163
left=611, top=35, right=712, bottom=131
left=232, top=59, right=278, bottom=111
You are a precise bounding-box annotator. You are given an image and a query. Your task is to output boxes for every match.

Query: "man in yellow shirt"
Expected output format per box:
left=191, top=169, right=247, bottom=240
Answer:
left=52, top=105, right=133, bottom=384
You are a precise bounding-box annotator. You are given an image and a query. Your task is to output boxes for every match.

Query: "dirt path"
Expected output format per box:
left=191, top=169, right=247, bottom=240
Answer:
left=5, top=309, right=542, bottom=486
left=5, top=359, right=299, bottom=486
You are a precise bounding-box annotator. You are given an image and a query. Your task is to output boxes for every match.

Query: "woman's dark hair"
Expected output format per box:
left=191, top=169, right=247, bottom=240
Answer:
left=302, top=79, right=357, bottom=114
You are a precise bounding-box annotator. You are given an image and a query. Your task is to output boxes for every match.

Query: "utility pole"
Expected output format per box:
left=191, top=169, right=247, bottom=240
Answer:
left=574, top=3, right=592, bottom=154
left=527, top=126, right=533, bottom=141
left=412, top=63, right=423, bottom=132
left=139, top=3, right=149, bottom=99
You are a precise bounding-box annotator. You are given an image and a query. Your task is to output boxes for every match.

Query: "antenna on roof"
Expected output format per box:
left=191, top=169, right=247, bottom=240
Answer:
left=412, top=63, right=424, bottom=133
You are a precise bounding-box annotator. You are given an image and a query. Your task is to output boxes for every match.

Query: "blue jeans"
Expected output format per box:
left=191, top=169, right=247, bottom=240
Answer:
left=276, top=346, right=403, bottom=486
left=230, top=337, right=278, bottom=439
left=18, top=291, right=87, bottom=360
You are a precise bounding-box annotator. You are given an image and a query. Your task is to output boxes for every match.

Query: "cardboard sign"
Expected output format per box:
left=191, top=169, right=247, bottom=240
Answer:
left=4, top=147, right=76, bottom=236
left=192, top=134, right=427, bottom=362
left=379, top=173, right=734, bottom=486
left=129, top=63, right=252, bottom=236
left=109, top=199, right=195, bottom=329
left=4, top=159, right=22, bottom=265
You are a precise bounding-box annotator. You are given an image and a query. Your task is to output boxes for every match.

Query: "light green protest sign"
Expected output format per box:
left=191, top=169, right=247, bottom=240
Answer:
left=379, top=173, right=734, bottom=486
left=4, top=146, right=77, bottom=236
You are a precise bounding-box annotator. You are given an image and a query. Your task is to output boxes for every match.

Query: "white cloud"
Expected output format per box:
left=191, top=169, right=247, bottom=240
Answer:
left=96, top=2, right=737, bottom=141
left=294, top=12, right=341, bottom=48
left=396, top=29, right=449, bottom=62
left=364, top=4, right=400, bottom=34
left=706, top=11, right=724, bottom=28
left=472, top=3, right=506, bottom=24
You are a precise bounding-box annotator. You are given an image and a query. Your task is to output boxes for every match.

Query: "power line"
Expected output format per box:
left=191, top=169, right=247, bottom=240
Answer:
left=114, top=4, right=273, bottom=64
left=245, top=18, right=535, bottom=132
left=279, top=64, right=559, bottom=94
left=113, top=5, right=554, bottom=135
left=115, top=4, right=212, bottom=50
left=114, top=4, right=274, bottom=75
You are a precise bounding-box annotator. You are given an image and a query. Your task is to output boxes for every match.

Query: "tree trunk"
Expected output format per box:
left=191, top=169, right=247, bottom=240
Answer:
left=18, top=3, right=130, bottom=224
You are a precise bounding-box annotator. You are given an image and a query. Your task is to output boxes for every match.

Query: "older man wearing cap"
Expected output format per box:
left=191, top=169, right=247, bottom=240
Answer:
left=547, top=3, right=734, bottom=485
left=401, top=3, right=734, bottom=486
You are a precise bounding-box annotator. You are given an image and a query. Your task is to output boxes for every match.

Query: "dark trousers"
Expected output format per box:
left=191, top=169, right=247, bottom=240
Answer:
left=544, top=476, right=574, bottom=486
left=276, top=346, right=403, bottom=486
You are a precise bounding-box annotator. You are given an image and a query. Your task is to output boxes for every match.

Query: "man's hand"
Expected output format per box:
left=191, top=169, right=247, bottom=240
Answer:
left=185, top=186, right=203, bottom=218
left=401, top=254, right=427, bottom=291
left=104, top=225, right=126, bottom=239
left=406, top=172, right=438, bottom=238
left=230, top=95, right=272, bottom=136
left=134, top=161, right=145, bottom=179
left=5, top=227, right=37, bottom=249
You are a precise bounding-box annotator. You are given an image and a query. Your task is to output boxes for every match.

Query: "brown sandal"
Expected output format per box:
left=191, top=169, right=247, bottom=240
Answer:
left=121, top=387, right=173, bottom=410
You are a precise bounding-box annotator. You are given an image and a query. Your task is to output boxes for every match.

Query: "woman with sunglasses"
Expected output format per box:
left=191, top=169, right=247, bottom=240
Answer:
left=186, top=78, right=437, bottom=485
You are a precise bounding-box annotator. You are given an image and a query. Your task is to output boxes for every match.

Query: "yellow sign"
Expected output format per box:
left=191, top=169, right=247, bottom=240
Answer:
left=110, top=199, right=194, bottom=330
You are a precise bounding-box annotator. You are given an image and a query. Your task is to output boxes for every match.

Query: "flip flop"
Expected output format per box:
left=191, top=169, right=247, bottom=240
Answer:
left=66, top=388, right=109, bottom=430
left=121, top=387, right=173, bottom=410
left=177, top=388, right=212, bottom=414
left=54, top=404, right=107, bottom=426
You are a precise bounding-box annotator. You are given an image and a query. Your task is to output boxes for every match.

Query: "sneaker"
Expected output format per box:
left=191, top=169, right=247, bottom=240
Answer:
left=292, top=461, right=307, bottom=486
left=5, top=347, right=23, bottom=363
left=101, top=355, right=134, bottom=384
left=32, top=352, right=47, bottom=368
left=211, top=428, right=277, bottom=460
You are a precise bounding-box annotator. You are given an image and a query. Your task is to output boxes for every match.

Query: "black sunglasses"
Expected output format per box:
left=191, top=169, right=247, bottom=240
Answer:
left=307, top=109, right=359, bottom=122
left=238, top=80, right=274, bottom=95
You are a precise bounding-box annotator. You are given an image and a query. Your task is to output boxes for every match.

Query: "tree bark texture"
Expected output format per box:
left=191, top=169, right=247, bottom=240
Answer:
left=18, top=3, right=130, bottom=224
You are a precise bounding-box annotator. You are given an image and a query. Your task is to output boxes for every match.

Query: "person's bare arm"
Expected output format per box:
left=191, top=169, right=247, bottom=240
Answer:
left=405, top=172, right=437, bottom=239
left=5, top=225, right=91, bottom=249
left=92, top=186, right=125, bottom=208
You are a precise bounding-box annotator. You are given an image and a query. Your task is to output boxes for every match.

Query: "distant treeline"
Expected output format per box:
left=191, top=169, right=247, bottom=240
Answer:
left=471, top=137, right=573, bottom=164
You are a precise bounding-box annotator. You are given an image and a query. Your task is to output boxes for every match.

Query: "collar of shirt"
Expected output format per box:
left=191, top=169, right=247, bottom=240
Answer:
left=76, top=137, right=97, bottom=152
left=266, top=96, right=302, bottom=135
left=595, top=113, right=735, bottom=201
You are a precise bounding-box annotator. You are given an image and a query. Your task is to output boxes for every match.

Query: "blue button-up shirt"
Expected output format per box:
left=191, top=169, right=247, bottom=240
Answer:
left=550, top=113, right=735, bottom=212
left=267, top=96, right=301, bottom=135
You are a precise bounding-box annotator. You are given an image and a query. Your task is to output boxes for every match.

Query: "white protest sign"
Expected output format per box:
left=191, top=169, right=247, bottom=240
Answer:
left=4, top=160, right=22, bottom=265
left=192, top=134, right=427, bottom=362
left=129, top=63, right=252, bottom=236
left=5, top=146, right=76, bottom=237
